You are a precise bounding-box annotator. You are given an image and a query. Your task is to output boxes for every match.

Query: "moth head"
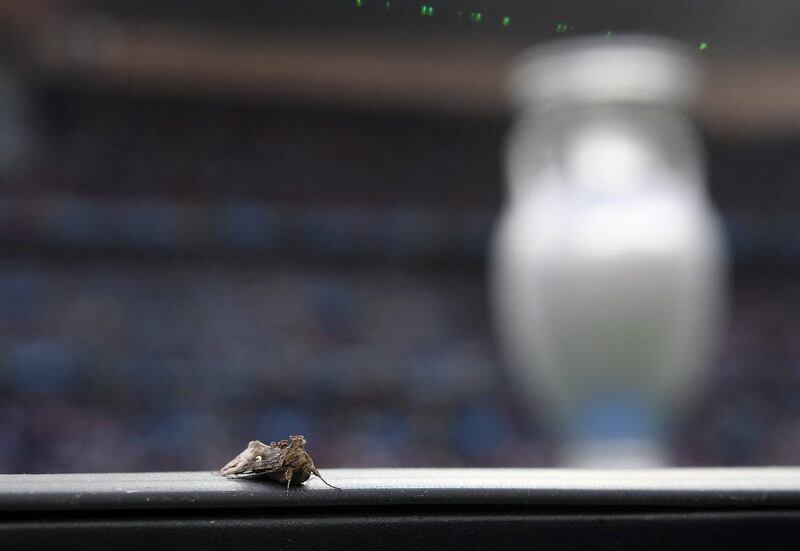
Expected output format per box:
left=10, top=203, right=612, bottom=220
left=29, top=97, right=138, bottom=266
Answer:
left=288, top=435, right=306, bottom=449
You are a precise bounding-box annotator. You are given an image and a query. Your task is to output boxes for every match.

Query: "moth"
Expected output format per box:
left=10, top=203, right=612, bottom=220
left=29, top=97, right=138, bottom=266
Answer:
left=218, top=435, right=339, bottom=494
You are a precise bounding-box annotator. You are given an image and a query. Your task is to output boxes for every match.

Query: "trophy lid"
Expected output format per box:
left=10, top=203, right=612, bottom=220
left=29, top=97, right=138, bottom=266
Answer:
left=509, top=35, right=703, bottom=109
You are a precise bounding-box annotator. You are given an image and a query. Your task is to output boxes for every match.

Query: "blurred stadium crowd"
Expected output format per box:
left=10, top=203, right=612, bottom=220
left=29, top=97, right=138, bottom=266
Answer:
left=1, top=88, right=800, bottom=473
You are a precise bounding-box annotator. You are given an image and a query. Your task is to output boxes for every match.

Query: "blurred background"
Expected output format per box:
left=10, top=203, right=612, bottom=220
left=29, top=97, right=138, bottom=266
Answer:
left=1, top=0, right=800, bottom=472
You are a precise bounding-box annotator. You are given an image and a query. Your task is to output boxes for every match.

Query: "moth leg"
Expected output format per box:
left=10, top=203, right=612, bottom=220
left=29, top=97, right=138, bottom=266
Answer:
left=312, top=467, right=340, bottom=490
left=284, top=468, right=293, bottom=495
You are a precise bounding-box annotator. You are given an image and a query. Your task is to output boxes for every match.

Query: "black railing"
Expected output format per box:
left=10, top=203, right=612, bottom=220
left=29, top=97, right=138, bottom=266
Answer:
left=3, top=469, right=800, bottom=549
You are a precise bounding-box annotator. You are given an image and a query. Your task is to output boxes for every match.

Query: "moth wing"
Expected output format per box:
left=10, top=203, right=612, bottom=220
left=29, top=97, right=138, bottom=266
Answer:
left=218, top=440, right=285, bottom=477
left=243, top=446, right=284, bottom=475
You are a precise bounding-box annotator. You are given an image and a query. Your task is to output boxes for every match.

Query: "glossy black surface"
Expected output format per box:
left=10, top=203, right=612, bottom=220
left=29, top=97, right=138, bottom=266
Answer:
left=3, top=468, right=800, bottom=510
left=4, top=469, right=800, bottom=550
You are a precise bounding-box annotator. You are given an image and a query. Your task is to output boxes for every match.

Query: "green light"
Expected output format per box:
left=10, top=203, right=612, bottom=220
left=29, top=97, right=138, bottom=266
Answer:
left=385, top=1, right=391, bottom=9
left=355, top=0, right=363, bottom=7
left=421, top=5, right=434, bottom=16
left=606, top=31, right=614, bottom=38
left=470, top=12, right=482, bottom=23
left=501, top=16, right=511, bottom=27
left=699, top=41, right=709, bottom=50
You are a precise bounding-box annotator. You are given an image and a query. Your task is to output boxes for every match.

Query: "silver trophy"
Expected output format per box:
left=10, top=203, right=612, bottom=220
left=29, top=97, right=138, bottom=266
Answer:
left=492, top=36, right=727, bottom=466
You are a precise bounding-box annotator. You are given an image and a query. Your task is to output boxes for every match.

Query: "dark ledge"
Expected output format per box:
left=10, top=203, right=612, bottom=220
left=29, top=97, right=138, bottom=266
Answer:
left=2, top=468, right=800, bottom=512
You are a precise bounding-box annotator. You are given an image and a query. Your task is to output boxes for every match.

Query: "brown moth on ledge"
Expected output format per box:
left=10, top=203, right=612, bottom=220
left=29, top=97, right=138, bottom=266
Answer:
left=218, top=435, right=339, bottom=494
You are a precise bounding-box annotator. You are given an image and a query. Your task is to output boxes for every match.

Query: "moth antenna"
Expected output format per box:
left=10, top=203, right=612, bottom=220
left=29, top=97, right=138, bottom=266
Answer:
left=313, top=469, right=340, bottom=490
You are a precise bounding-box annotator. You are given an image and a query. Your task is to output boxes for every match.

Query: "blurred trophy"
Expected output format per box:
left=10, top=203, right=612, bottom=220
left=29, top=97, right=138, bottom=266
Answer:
left=491, top=36, right=727, bottom=466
